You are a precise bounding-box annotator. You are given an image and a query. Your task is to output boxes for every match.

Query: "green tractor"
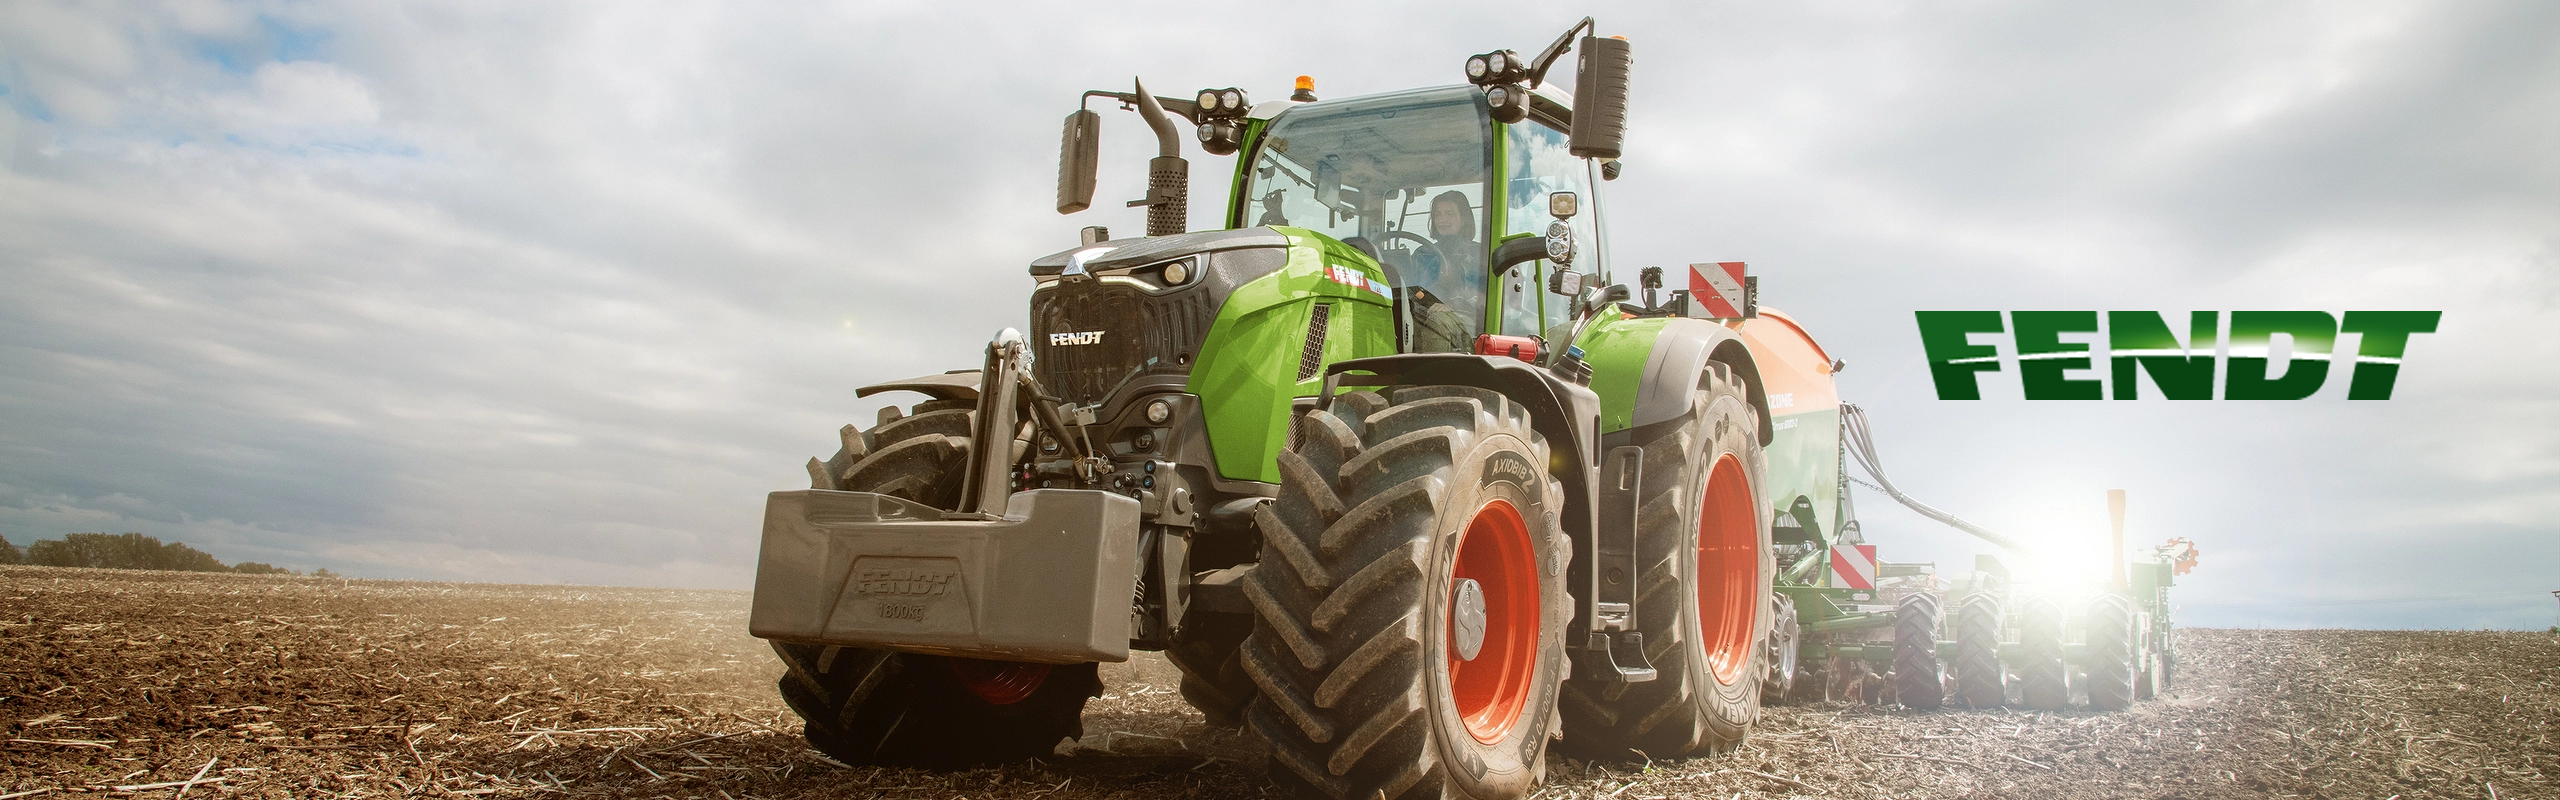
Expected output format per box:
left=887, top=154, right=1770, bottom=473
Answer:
left=750, top=18, right=1806, bottom=798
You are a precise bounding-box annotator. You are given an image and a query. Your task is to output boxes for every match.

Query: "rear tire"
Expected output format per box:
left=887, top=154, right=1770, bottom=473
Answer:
left=1242, top=387, right=1569, bottom=800
left=2016, top=595, right=2070, bottom=711
left=1560, top=367, right=1771, bottom=758
left=772, top=397, right=1098, bottom=766
left=1952, top=593, right=2006, bottom=708
left=2083, top=594, right=2137, bottom=711
left=1891, top=593, right=1945, bottom=710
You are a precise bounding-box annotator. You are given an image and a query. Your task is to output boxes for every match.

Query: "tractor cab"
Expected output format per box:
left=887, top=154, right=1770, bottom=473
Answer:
left=1229, top=85, right=1602, bottom=354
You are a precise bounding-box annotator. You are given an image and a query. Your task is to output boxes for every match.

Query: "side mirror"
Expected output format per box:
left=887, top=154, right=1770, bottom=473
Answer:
left=1548, top=269, right=1587, bottom=297
left=1058, top=109, right=1100, bottom=214
left=1568, top=35, right=1630, bottom=160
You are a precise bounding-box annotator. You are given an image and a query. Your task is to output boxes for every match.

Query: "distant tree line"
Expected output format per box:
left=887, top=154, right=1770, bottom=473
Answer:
left=0, top=532, right=331, bottom=577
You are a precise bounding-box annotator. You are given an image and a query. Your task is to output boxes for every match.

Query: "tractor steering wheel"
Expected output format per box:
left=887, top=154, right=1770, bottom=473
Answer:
left=1373, top=229, right=1435, bottom=254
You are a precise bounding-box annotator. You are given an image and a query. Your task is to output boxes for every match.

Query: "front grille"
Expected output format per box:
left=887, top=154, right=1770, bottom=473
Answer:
left=1297, top=303, right=1330, bottom=382
left=1029, top=281, right=1218, bottom=406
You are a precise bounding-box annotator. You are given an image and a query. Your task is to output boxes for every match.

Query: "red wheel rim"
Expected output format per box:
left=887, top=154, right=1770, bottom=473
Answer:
left=1696, top=454, right=1758, bottom=686
left=945, top=657, right=1050, bottom=705
left=1447, top=498, right=1539, bottom=744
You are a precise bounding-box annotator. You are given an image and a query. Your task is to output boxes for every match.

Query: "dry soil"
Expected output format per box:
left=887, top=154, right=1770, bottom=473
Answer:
left=3, top=565, right=2553, bottom=799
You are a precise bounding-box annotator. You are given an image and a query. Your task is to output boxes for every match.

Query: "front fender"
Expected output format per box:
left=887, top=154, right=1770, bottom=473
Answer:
left=1323, top=354, right=1605, bottom=645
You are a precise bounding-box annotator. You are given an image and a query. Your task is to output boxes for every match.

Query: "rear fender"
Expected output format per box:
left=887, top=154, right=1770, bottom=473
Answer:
left=1620, top=317, right=1773, bottom=445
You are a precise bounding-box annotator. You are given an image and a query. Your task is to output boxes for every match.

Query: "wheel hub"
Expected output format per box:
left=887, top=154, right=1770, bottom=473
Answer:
left=1453, top=578, right=1487, bottom=661
left=1696, top=454, right=1759, bottom=686
left=1447, top=498, right=1538, bottom=744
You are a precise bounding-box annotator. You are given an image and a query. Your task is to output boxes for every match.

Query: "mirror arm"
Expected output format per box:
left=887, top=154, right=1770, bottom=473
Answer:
left=1524, top=16, right=1595, bottom=89
left=1083, top=90, right=1204, bottom=126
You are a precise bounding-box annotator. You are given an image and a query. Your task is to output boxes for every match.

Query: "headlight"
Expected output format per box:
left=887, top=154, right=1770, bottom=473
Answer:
left=1488, top=51, right=1509, bottom=75
left=1487, top=85, right=1509, bottom=106
left=1198, top=90, right=1218, bottom=111
left=1162, top=259, right=1191, bottom=286
left=1466, top=55, right=1490, bottom=80
left=1145, top=399, right=1173, bottom=424
left=1222, top=90, right=1244, bottom=109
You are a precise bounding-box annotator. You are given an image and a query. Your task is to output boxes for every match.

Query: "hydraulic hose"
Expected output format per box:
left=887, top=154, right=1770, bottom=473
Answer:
left=1840, top=403, right=2037, bottom=557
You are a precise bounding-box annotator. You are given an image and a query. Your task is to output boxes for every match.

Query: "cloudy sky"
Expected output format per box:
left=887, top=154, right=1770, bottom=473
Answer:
left=2, top=1, right=2553, bottom=628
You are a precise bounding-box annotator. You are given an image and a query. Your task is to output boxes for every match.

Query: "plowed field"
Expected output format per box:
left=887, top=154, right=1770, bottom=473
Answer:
left=3, top=566, right=2552, bottom=798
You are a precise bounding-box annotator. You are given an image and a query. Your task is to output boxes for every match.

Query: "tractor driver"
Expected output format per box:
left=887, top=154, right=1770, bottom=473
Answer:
left=1407, top=190, right=1484, bottom=352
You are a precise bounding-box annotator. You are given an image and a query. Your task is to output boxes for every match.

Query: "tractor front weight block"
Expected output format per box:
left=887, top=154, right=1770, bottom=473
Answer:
left=748, top=488, right=1142, bottom=664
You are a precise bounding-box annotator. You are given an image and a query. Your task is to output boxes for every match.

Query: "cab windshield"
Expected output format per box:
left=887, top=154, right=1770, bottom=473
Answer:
left=1241, top=87, right=1491, bottom=352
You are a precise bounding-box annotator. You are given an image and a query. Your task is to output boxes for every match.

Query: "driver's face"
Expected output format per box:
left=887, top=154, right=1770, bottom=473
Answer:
left=1432, top=201, right=1463, bottom=238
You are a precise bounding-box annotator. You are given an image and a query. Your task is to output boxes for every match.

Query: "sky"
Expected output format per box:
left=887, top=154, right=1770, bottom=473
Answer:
left=1, top=1, right=2553, bottom=629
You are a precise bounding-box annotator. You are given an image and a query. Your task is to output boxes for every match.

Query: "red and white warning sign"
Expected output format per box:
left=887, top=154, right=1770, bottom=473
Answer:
left=1688, top=261, right=1749, bottom=318
left=1830, top=543, right=1878, bottom=590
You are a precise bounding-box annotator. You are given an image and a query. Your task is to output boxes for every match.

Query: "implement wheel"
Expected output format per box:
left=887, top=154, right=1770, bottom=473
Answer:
left=1891, top=593, right=1945, bottom=709
left=771, top=398, right=1100, bottom=767
left=1952, top=593, right=2007, bottom=708
left=1561, top=367, right=1771, bottom=758
left=2084, top=594, right=2138, bottom=711
left=2016, top=595, right=2071, bottom=711
left=1760, top=592, right=1800, bottom=705
left=1242, top=387, right=1568, bottom=800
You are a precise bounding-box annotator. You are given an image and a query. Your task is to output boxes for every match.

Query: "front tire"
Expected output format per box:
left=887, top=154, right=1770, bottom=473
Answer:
left=1242, top=387, right=1569, bottom=800
left=1560, top=366, right=1771, bottom=758
left=772, top=397, right=1098, bottom=766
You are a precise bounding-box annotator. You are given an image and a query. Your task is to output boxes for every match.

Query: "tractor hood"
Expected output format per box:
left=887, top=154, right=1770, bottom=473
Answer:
left=1024, top=228, right=1294, bottom=410
left=1028, top=228, right=1291, bottom=277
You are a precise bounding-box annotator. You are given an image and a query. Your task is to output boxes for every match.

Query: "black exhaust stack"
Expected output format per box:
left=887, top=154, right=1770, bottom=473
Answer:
left=1128, top=79, right=1188, bottom=237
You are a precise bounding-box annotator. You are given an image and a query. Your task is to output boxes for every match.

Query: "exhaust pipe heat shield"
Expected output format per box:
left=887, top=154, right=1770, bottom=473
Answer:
left=749, top=488, right=1141, bottom=664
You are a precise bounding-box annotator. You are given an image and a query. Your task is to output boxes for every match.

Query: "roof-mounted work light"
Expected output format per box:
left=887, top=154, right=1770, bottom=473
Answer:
left=1192, top=86, right=1252, bottom=156
left=1464, top=50, right=1529, bottom=86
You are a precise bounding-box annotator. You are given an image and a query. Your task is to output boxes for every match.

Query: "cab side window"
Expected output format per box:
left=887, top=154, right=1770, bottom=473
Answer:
left=1503, top=122, right=1595, bottom=338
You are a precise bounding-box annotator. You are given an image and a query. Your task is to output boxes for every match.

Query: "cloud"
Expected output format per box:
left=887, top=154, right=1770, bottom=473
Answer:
left=0, top=2, right=2552, bottom=629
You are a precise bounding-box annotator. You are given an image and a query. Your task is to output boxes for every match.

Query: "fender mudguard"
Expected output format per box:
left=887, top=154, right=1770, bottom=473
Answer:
left=1625, top=317, right=1774, bottom=445
left=855, top=370, right=983, bottom=403
left=1320, top=355, right=1610, bottom=642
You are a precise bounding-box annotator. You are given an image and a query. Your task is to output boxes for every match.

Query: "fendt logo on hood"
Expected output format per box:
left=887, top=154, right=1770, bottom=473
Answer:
left=1915, top=311, right=2441, bottom=400
left=1049, top=331, right=1106, bottom=346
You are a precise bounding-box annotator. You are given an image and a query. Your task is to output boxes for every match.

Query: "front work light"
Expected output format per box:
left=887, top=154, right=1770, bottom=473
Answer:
left=1485, top=83, right=1529, bottom=123
left=1145, top=399, right=1173, bottom=424
left=1197, top=119, right=1243, bottom=155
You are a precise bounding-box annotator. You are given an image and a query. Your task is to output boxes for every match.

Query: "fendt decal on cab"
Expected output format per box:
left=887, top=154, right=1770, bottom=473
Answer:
left=1916, top=310, right=2442, bottom=400
left=1048, top=330, right=1106, bottom=346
